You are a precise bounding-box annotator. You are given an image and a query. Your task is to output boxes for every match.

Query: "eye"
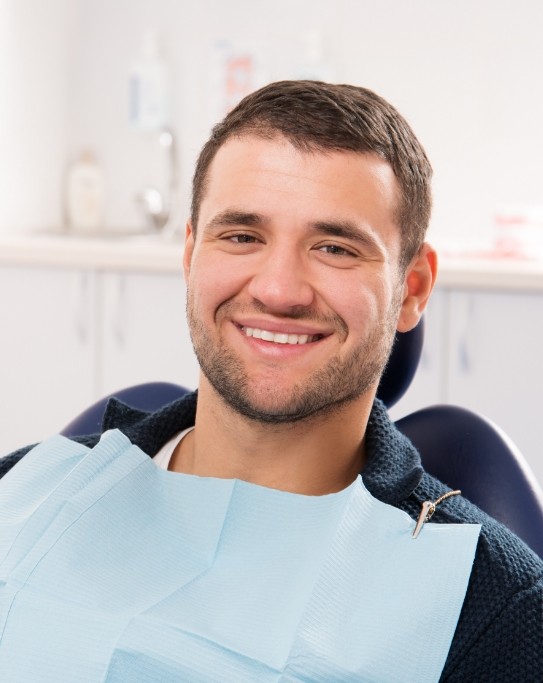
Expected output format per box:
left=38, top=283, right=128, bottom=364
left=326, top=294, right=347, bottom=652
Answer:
left=317, top=243, right=357, bottom=257
left=218, top=231, right=263, bottom=252
left=228, top=233, right=258, bottom=244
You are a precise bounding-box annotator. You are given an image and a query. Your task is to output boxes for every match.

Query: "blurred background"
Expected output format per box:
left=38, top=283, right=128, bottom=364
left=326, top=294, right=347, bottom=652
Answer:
left=1, top=0, right=542, bottom=483
left=2, top=0, right=543, bottom=247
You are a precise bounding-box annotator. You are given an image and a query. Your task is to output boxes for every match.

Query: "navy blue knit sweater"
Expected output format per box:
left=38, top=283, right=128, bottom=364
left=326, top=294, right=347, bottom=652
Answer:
left=1, top=394, right=542, bottom=681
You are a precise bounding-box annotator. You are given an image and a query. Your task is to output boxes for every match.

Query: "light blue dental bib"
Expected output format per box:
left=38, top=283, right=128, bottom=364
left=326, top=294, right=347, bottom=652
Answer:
left=0, top=431, right=480, bottom=682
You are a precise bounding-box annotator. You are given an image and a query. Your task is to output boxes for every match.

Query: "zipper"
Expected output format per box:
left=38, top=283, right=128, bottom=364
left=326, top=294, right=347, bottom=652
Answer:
left=412, top=490, right=462, bottom=539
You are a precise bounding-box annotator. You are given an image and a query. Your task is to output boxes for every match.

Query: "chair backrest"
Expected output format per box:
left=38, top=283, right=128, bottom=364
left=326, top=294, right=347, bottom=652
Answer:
left=396, top=405, right=543, bottom=559
left=377, top=319, right=425, bottom=409
left=61, top=381, right=190, bottom=438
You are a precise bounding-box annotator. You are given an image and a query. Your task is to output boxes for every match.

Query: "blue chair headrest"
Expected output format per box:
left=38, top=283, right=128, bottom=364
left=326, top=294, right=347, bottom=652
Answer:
left=377, top=318, right=425, bottom=409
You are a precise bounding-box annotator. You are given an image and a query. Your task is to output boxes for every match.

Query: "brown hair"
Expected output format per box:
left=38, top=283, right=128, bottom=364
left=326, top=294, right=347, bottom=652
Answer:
left=191, top=80, right=432, bottom=267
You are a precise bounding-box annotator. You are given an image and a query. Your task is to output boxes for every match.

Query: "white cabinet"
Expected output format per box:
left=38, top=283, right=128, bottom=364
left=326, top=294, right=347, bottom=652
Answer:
left=99, top=272, right=199, bottom=395
left=446, top=290, right=543, bottom=482
left=0, top=266, right=97, bottom=452
left=0, top=266, right=199, bottom=456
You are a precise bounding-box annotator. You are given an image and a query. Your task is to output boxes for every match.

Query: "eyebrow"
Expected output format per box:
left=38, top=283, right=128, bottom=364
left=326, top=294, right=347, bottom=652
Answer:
left=203, top=210, right=263, bottom=232
left=311, top=220, right=382, bottom=253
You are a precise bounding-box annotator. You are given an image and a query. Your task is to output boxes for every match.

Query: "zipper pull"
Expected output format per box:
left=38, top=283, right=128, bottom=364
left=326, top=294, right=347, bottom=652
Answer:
left=412, top=490, right=461, bottom=539
left=412, top=501, right=435, bottom=539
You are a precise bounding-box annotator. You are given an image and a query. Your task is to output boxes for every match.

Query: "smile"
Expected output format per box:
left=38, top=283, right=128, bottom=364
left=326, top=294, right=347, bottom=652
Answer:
left=242, top=326, right=322, bottom=345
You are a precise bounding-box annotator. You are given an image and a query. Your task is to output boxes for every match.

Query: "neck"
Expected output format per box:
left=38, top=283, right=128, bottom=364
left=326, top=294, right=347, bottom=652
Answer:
left=169, top=378, right=375, bottom=495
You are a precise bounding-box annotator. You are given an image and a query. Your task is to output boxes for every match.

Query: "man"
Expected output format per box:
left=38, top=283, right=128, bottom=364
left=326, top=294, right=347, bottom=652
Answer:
left=1, top=81, right=542, bottom=682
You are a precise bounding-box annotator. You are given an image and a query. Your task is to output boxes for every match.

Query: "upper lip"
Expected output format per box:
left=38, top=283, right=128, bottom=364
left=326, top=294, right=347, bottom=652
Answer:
left=234, top=318, right=332, bottom=337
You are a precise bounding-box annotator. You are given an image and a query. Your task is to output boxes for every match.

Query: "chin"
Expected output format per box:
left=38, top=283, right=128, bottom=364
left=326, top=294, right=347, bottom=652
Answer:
left=213, top=381, right=365, bottom=425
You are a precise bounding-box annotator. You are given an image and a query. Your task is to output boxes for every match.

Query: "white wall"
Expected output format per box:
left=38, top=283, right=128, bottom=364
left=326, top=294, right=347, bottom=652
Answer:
left=3, top=0, right=543, bottom=248
left=0, top=0, right=75, bottom=233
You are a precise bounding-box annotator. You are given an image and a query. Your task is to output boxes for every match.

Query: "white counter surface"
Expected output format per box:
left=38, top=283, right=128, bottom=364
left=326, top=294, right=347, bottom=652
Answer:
left=0, top=232, right=184, bottom=274
left=435, top=253, right=543, bottom=291
left=2, top=232, right=543, bottom=290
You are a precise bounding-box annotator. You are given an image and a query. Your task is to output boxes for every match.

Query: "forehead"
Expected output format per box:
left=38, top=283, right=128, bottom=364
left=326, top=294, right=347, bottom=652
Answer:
left=199, top=134, right=401, bottom=247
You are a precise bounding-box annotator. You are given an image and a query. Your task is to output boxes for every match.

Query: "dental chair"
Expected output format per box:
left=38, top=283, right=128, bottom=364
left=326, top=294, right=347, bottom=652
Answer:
left=62, top=381, right=191, bottom=438
left=61, top=319, right=543, bottom=559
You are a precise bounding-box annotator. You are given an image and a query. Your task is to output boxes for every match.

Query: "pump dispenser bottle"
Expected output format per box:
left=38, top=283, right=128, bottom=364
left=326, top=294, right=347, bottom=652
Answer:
left=129, top=30, right=171, bottom=131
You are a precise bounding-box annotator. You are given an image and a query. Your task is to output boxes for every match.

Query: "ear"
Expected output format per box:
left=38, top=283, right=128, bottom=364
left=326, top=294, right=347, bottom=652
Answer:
left=396, top=243, right=437, bottom=333
left=183, top=220, right=195, bottom=282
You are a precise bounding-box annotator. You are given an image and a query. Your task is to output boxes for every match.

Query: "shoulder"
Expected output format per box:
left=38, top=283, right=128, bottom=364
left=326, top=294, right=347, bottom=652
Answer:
left=0, top=391, right=199, bottom=480
left=414, top=471, right=543, bottom=610
left=0, top=434, right=101, bottom=480
left=0, top=445, right=34, bottom=479
left=410, top=473, right=543, bottom=681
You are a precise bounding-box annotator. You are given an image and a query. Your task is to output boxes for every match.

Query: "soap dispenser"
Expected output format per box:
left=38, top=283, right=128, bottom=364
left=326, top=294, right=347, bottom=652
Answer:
left=129, top=30, right=171, bottom=131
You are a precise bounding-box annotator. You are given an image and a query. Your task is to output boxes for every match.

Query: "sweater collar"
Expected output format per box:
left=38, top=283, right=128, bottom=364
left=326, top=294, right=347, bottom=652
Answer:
left=102, top=391, right=423, bottom=506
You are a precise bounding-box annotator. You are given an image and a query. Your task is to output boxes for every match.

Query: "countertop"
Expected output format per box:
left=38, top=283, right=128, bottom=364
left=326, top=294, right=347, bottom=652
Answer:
left=434, top=253, right=543, bottom=291
left=2, top=232, right=543, bottom=290
left=0, top=232, right=184, bottom=274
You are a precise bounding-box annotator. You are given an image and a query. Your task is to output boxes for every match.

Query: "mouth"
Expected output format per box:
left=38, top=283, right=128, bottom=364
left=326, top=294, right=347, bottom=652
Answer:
left=241, top=326, right=324, bottom=345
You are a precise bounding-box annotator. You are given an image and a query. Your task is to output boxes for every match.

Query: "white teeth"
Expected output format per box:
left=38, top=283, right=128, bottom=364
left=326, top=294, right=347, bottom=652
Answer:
left=242, top=327, right=317, bottom=345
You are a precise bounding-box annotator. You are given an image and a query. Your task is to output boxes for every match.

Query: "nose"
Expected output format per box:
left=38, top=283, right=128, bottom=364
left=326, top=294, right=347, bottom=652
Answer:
left=247, top=247, right=315, bottom=312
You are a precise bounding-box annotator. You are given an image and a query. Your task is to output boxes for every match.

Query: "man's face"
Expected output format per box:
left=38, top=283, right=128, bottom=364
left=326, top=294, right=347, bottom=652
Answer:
left=184, top=135, right=407, bottom=423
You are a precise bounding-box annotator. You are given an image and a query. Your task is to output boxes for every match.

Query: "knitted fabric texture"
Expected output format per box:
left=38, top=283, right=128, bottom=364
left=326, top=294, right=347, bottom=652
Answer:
left=1, top=393, right=542, bottom=681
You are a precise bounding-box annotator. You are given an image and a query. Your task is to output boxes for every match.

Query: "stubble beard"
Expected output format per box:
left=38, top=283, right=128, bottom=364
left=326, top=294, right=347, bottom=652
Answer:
left=187, top=293, right=400, bottom=425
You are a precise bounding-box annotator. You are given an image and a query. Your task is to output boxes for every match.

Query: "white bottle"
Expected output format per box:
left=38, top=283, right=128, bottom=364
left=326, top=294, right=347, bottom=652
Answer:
left=129, top=30, right=171, bottom=131
left=65, top=151, right=105, bottom=233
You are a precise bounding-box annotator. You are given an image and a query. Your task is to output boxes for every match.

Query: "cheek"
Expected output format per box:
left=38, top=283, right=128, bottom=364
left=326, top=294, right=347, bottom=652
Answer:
left=188, top=255, right=249, bottom=314
left=325, top=274, right=391, bottom=328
